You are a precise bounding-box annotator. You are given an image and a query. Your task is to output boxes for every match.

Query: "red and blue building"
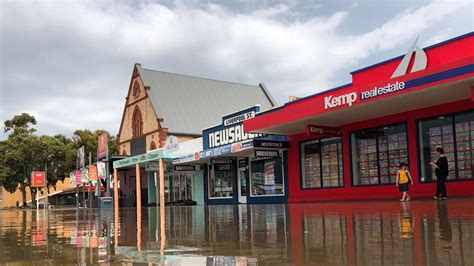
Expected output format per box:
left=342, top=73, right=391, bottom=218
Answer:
left=243, top=32, right=474, bottom=202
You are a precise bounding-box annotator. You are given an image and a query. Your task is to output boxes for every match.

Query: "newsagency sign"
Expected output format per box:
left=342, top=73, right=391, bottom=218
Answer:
left=202, top=106, right=286, bottom=149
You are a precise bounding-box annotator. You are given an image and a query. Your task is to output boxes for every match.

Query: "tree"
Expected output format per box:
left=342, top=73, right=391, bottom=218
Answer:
left=72, top=129, right=117, bottom=163
left=2, top=113, right=40, bottom=206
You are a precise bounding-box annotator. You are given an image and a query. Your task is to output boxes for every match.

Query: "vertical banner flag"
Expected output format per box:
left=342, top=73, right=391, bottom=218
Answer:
left=81, top=167, right=89, bottom=183
left=31, top=171, right=46, bottom=187
left=97, top=162, right=106, bottom=180
left=97, top=133, right=108, bottom=160
left=75, top=170, right=82, bottom=186
left=77, top=146, right=85, bottom=169
left=69, top=172, right=76, bottom=186
left=88, top=165, right=98, bottom=182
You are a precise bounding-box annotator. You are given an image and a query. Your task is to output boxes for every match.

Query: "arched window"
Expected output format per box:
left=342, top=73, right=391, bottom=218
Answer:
left=133, top=81, right=140, bottom=98
left=122, top=150, right=127, bottom=156
left=150, top=141, right=157, bottom=150
left=132, top=106, right=143, bottom=138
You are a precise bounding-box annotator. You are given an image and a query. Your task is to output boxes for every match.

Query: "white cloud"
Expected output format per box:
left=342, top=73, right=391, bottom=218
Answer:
left=1, top=0, right=471, bottom=139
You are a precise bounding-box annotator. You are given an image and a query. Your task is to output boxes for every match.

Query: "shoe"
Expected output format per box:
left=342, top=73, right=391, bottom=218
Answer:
left=406, top=198, right=410, bottom=201
left=442, top=197, right=447, bottom=200
left=400, top=199, right=405, bottom=202
left=433, top=196, right=439, bottom=200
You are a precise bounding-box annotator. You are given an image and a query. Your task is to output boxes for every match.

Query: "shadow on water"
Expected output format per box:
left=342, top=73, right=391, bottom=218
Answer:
left=0, top=199, right=474, bottom=265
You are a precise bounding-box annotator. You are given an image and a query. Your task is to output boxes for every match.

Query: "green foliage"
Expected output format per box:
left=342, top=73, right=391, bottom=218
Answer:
left=73, top=129, right=117, bottom=162
left=0, top=113, right=117, bottom=205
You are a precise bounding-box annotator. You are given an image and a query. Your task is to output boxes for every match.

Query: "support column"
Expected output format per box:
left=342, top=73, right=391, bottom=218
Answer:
left=159, top=158, right=166, bottom=252
left=113, top=168, right=119, bottom=247
left=136, top=164, right=142, bottom=208
left=135, top=164, right=142, bottom=251
left=114, top=168, right=119, bottom=209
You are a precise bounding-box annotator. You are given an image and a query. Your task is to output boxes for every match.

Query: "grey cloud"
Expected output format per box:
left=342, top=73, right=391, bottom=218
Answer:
left=1, top=0, right=472, bottom=140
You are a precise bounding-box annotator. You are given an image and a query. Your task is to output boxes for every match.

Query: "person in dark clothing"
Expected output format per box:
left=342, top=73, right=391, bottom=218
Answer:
left=430, top=147, right=449, bottom=200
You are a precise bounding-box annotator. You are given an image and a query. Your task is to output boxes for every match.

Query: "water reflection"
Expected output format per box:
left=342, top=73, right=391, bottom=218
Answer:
left=1, top=199, right=474, bottom=265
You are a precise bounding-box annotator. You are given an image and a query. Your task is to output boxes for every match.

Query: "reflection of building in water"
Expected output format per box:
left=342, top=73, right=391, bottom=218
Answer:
left=421, top=201, right=474, bottom=265
left=303, top=213, right=348, bottom=265
left=354, top=213, right=414, bottom=265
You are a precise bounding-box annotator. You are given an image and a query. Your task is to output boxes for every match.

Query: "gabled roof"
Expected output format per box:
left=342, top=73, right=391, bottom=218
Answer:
left=136, top=64, right=276, bottom=136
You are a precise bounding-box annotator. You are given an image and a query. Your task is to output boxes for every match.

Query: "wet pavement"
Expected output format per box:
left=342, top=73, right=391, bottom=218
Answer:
left=0, top=199, right=473, bottom=265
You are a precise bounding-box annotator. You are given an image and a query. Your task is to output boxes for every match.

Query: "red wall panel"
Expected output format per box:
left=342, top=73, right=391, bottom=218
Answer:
left=287, top=99, right=474, bottom=202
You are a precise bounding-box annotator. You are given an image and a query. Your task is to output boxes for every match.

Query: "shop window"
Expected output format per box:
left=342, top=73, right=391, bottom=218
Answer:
left=351, top=123, right=408, bottom=186
left=301, top=138, right=343, bottom=189
left=209, top=163, right=233, bottom=198
left=250, top=156, right=284, bottom=196
left=418, top=110, right=474, bottom=182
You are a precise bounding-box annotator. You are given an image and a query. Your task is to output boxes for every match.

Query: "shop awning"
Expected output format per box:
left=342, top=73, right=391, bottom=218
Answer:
left=172, top=139, right=289, bottom=165
left=113, top=148, right=178, bottom=169
left=244, top=60, right=474, bottom=135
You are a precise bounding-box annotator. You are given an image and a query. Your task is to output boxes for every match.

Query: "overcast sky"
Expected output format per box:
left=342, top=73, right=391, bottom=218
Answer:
left=1, top=0, right=472, bottom=139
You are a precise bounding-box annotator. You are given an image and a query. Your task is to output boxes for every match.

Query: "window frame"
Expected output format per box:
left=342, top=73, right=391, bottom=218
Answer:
left=416, top=110, right=474, bottom=183
left=249, top=154, right=286, bottom=198
left=349, top=122, right=409, bottom=187
left=208, top=162, right=234, bottom=199
left=299, top=137, right=345, bottom=190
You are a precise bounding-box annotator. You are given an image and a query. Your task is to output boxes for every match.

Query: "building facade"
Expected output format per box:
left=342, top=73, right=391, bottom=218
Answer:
left=115, top=64, right=277, bottom=206
left=244, top=32, right=474, bottom=202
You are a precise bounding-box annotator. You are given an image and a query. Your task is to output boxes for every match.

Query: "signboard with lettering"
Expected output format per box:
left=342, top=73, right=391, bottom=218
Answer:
left=174, top=165, right=196, bottom=172
left=254, top=150, right=279, bottom=158
left=203, top=106, right=286, bottom=150
left=75, top=170, right=82, bottom=186
left=306, top=125, right=341, bottom=137
left=97, top=162, right=106, bottom=180
left=31, top=171, right=46, bottom=188
left=165, top=135, right=179, bottom=153
left=88, top=165, right=98, bottom=182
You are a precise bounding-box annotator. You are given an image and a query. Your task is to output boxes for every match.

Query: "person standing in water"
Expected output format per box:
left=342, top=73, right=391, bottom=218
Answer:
left=396, top=162, right=413, bottom=201
left=430, top=147, right=449, bottom=200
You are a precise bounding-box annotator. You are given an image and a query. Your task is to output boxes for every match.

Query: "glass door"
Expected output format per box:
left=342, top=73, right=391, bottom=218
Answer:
left=238, top=159, right=248, bottom=204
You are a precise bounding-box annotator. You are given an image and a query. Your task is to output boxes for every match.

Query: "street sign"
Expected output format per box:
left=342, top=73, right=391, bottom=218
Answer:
left=31, top=171, right=46, bottom=187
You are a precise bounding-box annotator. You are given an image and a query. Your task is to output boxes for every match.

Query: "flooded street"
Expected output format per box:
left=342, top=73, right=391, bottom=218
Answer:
left=1, top=199, right=474, bottom=265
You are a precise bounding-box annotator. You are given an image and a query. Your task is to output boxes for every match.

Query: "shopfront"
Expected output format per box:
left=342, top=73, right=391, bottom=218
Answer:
left=244, top=33, right=474, bottom=202
left=173, top=106, right=289, bottom=205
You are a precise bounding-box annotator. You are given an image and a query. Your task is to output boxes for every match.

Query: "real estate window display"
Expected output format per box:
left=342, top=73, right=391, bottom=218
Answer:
left=351, top=123, right=408, bottom=186
left=301, top=137, right=344, bottom=189
left=418, top=110, right=474, bottom=182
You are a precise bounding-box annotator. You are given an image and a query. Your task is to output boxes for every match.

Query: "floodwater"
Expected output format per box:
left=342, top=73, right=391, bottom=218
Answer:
left=1, top=199, right=474, bottom=265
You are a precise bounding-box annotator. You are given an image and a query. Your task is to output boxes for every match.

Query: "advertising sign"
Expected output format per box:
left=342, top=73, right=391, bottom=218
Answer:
left=88, top=165, right=98, bottom=182
left=97, top=133, right=108, bottom=160
left=97, top=161, right=106, bottom=180
left=264, top=161, right=275, bottom=185
left=203, top=106, right=286, bottom=149
left=306, top=125, right=341, bottom=137
left=69, top=172, right=76, bottom=186
left=77, top=146, right=85, bottom=169
left=173, top=165, right=196, bottom=172
left=165, top=135, right=179, bottom=153
left=81, top=167, right=89, bottom=183
left=30, top=171, right=46, bottom=187
left=254, top=150, right=279, bottom=158
left=75, top=170, right=82, bottom=186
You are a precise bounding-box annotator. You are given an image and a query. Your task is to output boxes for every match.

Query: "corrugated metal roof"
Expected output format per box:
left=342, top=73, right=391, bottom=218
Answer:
left=137, top=64, right=276, bottom=136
